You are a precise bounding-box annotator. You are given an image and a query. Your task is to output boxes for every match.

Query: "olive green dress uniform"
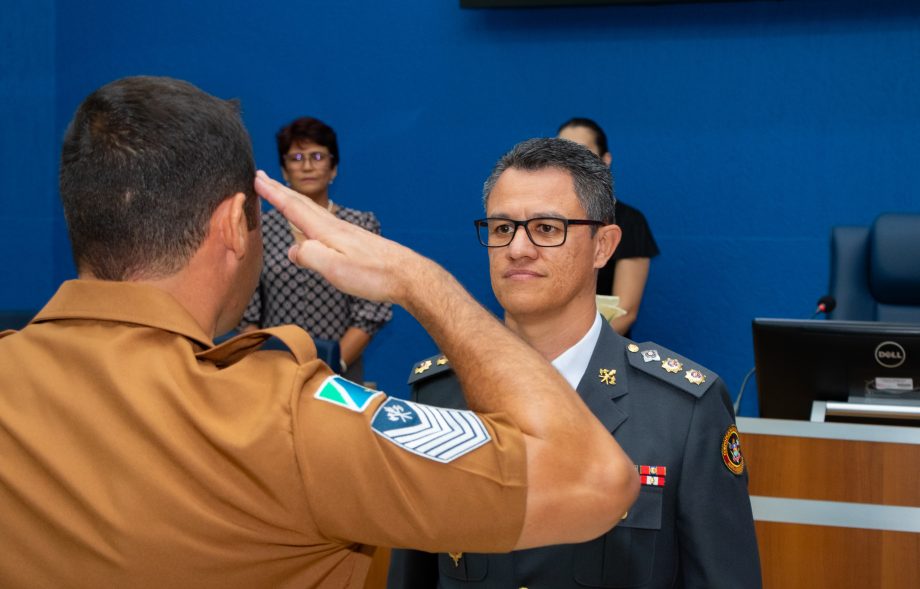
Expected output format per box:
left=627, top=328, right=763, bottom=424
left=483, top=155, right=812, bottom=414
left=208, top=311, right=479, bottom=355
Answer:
left=389, top=321, right=762, bottom=589
left=0, top=280, right=528, bottom=589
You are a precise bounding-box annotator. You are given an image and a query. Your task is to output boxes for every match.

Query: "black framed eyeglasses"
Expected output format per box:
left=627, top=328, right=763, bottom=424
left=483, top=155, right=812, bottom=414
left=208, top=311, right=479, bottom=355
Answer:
left=474, top=217, right=604, bottom=248
left=283, top=151, right=334, bottom=166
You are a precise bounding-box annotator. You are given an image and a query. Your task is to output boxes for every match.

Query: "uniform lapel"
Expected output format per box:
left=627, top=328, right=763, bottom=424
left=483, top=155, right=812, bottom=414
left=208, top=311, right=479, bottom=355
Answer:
left=575, top=321, right=629, bottom=434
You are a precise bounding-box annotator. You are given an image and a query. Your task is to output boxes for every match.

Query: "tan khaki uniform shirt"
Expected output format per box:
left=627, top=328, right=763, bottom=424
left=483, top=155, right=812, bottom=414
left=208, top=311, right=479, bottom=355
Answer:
left=0, top=280, right=526, bottom=588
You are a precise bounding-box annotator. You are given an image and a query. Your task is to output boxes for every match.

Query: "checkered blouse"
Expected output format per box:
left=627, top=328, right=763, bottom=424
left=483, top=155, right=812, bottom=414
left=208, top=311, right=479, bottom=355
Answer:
left=239, top=205, right=393, bottom=339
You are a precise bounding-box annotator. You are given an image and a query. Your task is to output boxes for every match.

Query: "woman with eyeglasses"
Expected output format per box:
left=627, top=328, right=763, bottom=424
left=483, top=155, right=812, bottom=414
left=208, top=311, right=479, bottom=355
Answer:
left=557, top=117, right=659, bottom=339
left=239, top=117, right=392, bottom=382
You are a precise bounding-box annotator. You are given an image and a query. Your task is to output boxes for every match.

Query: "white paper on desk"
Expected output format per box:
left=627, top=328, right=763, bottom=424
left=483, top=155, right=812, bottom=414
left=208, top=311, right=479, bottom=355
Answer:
left=596, top=295, right=627, bottom=321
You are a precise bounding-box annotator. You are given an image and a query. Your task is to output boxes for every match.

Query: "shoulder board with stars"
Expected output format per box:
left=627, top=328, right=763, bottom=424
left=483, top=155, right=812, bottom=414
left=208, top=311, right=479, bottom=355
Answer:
left=625, top=342, right=719, bottom=398
left=407, top=353, right=453, bottom=385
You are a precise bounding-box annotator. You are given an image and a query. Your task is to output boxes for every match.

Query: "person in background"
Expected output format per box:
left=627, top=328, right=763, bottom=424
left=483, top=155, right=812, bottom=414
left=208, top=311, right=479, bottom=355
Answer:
left=388, top=138, right=761, bottom=589
left=558, top=117, right=659, bottom=337
left=0, top=76, right=639, bottom=588
left=239, top=117, right=391, bottom=381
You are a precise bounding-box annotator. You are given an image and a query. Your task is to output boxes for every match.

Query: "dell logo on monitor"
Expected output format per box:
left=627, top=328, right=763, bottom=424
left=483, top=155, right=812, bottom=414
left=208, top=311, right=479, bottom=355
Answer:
left=875, top=341, right=906, bottom=368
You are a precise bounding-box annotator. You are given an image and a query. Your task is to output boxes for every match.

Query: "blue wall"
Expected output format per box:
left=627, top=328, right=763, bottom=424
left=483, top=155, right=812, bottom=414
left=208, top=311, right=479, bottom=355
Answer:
left=1, top=0, right=57, bottom=307
left=3, top=0, right=919, bottom=413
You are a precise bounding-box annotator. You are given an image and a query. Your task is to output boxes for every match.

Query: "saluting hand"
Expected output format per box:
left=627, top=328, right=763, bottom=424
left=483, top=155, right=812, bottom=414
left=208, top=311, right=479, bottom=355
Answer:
left=254, top=170, right=425, bottom=306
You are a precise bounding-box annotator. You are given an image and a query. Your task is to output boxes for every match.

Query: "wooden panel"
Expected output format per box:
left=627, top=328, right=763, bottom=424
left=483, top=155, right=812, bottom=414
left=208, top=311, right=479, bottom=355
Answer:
left=744, top=433, right=920, bottom=507
left=756, top=522, right=920, bottom=589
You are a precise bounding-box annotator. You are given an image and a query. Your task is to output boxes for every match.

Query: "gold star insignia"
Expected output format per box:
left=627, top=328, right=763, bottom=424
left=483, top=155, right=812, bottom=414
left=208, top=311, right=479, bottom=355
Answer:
left=685, top=369, right=706, bottom=385
left=436, top=356, right=448, bottom=366
left=662, top=358, right=683, bottom=374
left=414, top=359, right=432, bottom=374
left=599, top=368, right=617, bottom=385
left=448, top=552, right=463, bottom=567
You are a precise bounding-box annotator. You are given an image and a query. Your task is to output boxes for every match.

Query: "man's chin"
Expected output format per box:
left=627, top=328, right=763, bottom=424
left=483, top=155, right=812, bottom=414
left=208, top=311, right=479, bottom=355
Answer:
left=496, top=292, right=550, bottom=319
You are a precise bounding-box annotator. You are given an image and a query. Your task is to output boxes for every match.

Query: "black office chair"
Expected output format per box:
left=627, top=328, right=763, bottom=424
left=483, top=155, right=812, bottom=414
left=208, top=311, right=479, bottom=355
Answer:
left=828, top=213, right=920, bottom=323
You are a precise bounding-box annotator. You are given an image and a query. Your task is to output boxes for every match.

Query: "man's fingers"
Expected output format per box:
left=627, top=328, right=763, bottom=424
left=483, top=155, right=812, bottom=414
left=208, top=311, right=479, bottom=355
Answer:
left=255, top=171, right=328, bottom=239
left=254, top=169, right=402, bottom=304
left=288, top=240, right=338, bottom=275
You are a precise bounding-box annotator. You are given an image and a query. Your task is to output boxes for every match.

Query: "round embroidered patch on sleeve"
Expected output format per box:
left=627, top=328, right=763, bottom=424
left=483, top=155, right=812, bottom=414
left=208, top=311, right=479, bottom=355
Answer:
left=721, top=425, right=745, bottom=475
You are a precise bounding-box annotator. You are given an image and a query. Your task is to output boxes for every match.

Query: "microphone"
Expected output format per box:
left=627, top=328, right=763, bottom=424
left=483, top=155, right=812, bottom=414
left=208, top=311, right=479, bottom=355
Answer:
left=813, top=295, right=837, bottom=318
left=734, top=294, right=838, bottom=413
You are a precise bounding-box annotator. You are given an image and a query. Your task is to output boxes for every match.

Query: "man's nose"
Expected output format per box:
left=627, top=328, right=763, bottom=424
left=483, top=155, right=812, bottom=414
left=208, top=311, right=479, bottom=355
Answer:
left=506, top=225, right=538, bottom=258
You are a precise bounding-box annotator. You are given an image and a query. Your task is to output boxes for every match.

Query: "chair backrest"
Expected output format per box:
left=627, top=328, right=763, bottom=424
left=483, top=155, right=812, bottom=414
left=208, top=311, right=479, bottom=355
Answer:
left=828, top=213, right=920, bottom=323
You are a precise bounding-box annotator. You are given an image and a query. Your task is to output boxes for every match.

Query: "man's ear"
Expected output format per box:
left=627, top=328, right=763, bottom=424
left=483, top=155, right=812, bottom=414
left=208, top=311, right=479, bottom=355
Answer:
left=594, top=223, right=622, bottom=269
left=602, top=152, right=613, bottom=167
left=217, top=193, right=250, bottom=259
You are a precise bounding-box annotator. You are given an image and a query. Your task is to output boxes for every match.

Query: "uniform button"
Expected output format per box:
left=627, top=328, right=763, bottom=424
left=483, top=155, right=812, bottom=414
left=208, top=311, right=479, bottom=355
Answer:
left=621, top=511, right=629, bottom=520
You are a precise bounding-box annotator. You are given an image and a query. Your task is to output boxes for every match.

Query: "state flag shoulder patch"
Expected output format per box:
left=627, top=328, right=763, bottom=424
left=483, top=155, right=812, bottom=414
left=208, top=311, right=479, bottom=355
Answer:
left=314, top=375, right=383, bottom=413
left=370, top=398, right=491, bottom=463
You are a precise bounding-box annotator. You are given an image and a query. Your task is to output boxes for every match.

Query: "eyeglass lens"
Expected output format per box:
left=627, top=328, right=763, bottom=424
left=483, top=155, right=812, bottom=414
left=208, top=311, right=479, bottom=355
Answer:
left=286, top=152, right=330, bottom=165
left=479, top=218, right=568, bottom=247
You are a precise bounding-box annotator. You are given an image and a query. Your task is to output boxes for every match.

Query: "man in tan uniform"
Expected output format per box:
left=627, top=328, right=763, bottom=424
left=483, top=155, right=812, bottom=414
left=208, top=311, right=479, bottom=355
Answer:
left=0, top=77, right=638, bottom=588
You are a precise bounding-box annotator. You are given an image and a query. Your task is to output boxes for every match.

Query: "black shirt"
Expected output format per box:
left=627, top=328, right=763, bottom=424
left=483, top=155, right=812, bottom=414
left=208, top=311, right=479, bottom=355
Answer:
left=596, top=200, right=660, bottom=295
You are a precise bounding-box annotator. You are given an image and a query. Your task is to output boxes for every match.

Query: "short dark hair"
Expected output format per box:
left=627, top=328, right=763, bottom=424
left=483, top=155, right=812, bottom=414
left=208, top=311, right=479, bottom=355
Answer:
left=276, top=117, right=339, bottom=168
left=483, top=137, right=616, bottom=225
left=557, top=117, right=609, bottom=157
left=59, top=76, right=257, bottom=281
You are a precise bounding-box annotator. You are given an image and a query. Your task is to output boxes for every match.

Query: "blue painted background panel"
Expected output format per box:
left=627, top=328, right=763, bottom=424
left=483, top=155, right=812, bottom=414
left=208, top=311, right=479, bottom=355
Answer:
left=2, top=0, right=918, bottom=410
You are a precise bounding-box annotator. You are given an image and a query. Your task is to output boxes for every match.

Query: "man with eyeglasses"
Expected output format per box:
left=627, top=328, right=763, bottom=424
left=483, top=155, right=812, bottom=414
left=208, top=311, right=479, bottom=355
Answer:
left=388, top=138, right=761, bottom=589
left=0, top=79, right=640, bottom=588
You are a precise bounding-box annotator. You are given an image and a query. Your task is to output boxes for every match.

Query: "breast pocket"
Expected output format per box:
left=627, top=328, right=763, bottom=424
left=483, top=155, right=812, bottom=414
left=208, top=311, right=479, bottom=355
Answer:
left=573, top=487, right=663, bottom=588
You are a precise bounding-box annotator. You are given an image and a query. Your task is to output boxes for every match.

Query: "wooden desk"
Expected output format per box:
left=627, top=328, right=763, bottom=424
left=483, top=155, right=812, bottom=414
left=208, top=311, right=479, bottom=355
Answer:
left=738, top=417, right=920, bottom=588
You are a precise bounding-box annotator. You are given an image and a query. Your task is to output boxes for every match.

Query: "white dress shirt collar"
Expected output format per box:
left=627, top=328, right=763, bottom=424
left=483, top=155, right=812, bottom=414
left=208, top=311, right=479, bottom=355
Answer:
left=551, top=313, right=603, bottom=389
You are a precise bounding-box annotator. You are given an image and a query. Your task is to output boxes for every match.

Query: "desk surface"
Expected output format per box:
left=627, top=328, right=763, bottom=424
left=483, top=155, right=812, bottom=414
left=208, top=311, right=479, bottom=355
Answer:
left=737, top=416, right=920, bottom=444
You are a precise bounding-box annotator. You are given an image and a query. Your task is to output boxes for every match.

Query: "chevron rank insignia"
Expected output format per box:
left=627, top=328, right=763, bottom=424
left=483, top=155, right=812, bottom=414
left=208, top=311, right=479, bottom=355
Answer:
left=371, top=398, right=491, bottom=463
left=314, top=375, right=383, bottom=412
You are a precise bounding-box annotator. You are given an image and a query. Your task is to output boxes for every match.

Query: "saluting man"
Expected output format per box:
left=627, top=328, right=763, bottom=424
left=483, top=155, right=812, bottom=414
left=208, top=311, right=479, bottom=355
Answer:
left=388, top=138, right=762, bottom=589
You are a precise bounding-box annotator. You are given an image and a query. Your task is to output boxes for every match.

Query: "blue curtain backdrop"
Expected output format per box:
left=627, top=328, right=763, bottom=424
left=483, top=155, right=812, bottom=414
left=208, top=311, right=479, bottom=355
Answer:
left=2, top=0, right=919, bottom=413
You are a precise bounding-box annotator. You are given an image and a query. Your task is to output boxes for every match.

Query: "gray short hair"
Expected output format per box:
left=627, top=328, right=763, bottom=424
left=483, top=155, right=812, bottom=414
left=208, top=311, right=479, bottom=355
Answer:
left=482, top=138, right=616, bottom=225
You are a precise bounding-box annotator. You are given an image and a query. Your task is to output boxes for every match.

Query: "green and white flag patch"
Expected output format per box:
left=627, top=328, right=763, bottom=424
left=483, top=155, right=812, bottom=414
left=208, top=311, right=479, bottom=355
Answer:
left=314, top=375, right=383, bottom=412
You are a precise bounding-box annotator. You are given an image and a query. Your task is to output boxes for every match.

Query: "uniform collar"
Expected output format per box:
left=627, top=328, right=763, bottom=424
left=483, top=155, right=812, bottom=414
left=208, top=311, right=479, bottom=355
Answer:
left=33, top=280, right=213, bottom=348
left=551, top=313, right=604, bottom=389
left=576, top=320, right=630, bottom=432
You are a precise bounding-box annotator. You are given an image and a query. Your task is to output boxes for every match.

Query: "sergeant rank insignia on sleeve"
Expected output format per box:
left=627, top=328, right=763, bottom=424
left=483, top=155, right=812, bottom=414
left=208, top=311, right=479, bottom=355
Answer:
left=371, top=398, right=491, bottom=463
left=721, top=425, right=745, bottom=475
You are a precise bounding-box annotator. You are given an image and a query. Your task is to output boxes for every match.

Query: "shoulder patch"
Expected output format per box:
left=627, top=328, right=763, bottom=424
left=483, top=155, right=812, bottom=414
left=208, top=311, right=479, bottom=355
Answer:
left=370, top=398, right=491, bottom=463
left=626, top=341, right=719, bottom=398
left=721, top=424, right=745, bottom=475
left=314, top=375, right=383, bottom=412
left=407, top=353, right=453, bottom=385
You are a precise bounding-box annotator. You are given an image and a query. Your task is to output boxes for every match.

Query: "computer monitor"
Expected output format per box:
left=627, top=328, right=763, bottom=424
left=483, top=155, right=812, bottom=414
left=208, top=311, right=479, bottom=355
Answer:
left=753, top=318, right=920, bottom=421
